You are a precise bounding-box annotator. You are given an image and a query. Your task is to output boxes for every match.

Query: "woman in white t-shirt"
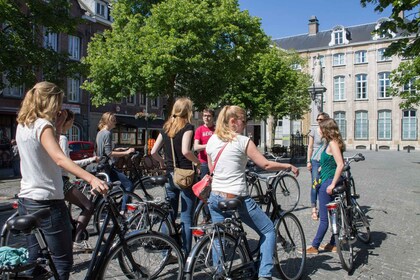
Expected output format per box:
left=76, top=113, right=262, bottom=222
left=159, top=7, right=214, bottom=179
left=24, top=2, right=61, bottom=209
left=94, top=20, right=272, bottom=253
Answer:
left=16, top=82, right=108, bottom=280
left=206, top=105, right=299, bottom=280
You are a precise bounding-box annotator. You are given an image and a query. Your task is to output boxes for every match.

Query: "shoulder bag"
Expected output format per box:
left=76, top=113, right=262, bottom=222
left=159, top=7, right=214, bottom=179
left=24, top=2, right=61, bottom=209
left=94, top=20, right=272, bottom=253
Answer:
left=171, top=138, right=195, bottom=189
left=192, top=142, right=228, bottom=202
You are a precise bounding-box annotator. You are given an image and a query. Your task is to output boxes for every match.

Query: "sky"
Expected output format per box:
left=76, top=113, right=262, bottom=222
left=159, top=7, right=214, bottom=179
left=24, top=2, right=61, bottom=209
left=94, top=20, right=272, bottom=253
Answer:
left=237, top=0, right=392, bottom=39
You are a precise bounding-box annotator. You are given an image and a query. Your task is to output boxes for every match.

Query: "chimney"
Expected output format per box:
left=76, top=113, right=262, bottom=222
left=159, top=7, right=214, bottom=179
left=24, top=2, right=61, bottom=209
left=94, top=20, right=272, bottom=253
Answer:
left=308, top=16, right=319, bottom=35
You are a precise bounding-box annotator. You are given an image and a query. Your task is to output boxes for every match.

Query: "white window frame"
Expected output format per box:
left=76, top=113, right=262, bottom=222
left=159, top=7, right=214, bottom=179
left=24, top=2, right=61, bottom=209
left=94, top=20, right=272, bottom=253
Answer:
left=355, top=74, right=368, bottom=100
left=378, top=72, right=391, bottom=98
left=402, top=110, right=417, bottom=140
left=67, top=125, right=80, bottom=141
left=96, top=1, right=107, bottom=18
left=333, top=53, right=345, bottom=66
left=378, top=110, right=392, bottom=140
left=329, top=25, right=349, bottom=46
left=43, top=29, right=58, bottom=52
left=377, top=48, right=391, bottom=62
left=68, top=35, right=81, bottom=60
left=403, top=78, right=418, bottom=96
left=355, top=50, right=367, bottom=64
left=334, top=112, right=346, bottom=139
left=355, top=111, right=368, bottom=140
left=139, top=93, right=146, bottom=105
left=126, top=95, right=136, bottom=105
left=333, top=76, right=345, bottom=101
left=67, top=78, right=81, bottom=102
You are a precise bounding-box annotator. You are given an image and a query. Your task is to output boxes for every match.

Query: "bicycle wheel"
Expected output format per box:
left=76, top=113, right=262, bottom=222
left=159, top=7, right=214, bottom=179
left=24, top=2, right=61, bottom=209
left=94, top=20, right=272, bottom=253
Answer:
left=351, top=198, right=371, bottom=243
left=274, top=174, right=300, bottom=212
left=186, top=233, right=250, bottom=280
left=128, top=204, right=175, bottom=235
left=0, top=211, right=27, bottom=249
left=274, top=212, right=306, bottom=280
left=248, top=181, right=264, bottom=206
left=93, top=191, right=143, bottom=233
left=335, top=206, right=354, bottom=272
left=192, top=201, right=212, bottom=227
left=99, top=231, right=184, bottom=279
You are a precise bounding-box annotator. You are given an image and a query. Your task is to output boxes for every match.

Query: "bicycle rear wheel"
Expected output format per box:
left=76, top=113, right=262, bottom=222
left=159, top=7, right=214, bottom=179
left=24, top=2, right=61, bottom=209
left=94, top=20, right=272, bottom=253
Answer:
left=186, top=233, right=250, bottom=280
left=335, top=206, right=354, bottom=272
left=192, top=201, right=212, bottom=227
left=127, top=204, right=175, bottom=235
left=274, top=212, right=306, bottom=280
left=351, top=198, right=370, bottom=243
left=274, top=174, right=300, bottom=212
left=99, top=231, right=184, bottom=279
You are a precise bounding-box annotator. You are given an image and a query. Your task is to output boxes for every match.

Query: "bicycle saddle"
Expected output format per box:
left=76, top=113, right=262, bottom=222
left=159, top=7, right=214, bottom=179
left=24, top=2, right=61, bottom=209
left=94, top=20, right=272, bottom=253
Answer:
left=150, top=176, right=168, bottom=186
left=6, top=208, right=51, bottom=234
left=218, top=198, right=242, bottom=211
left=332, top=184, right=347, bottom=195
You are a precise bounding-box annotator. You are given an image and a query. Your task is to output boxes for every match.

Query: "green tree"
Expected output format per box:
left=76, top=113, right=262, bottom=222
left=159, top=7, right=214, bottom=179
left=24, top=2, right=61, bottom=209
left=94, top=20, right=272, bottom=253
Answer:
left=0, top=0, right=84, bottom=90
left=361, top=0, right=420, bottom=108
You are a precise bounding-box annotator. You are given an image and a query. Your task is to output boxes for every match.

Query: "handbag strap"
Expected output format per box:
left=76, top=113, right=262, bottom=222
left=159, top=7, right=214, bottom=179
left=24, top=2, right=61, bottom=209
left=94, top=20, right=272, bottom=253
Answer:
left=170, top=137, right=194, bottom=169
left=311, top=143, right=324, bottom=160
left=210, top=142, right=228, bottom=175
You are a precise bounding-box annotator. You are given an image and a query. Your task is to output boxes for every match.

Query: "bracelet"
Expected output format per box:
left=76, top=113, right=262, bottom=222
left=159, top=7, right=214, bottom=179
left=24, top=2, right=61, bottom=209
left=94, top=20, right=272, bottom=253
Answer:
left=307, top=161, right=311, bottom=164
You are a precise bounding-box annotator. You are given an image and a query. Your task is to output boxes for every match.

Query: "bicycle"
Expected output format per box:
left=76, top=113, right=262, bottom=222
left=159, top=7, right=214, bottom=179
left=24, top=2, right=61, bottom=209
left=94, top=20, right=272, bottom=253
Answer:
left=186, top=169, right=306, bottom=280
left=0, top=172, right=184, bottom=280
left=326, top=153, right=370, bottom=273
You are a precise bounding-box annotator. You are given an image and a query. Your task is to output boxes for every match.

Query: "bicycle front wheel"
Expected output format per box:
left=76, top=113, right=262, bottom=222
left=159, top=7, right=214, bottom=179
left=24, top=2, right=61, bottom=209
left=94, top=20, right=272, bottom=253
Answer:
left=186, top=233, right=250, bottom=280
left=274, top=212, right=306, bottom=280
left=128, top=204, right=175, bottom=235
left=335, top=206, right=354, bottom=272
left=351, top=198, right=371, bottom=243
left=274, top=174, right=300, bottom=212
left=99, top=231, right=184, bottom=279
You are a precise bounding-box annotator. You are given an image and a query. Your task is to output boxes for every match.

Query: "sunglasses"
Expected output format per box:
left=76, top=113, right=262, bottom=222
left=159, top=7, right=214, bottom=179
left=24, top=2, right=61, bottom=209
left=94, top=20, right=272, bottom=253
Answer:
left=316, top=118, right=324, bottom=121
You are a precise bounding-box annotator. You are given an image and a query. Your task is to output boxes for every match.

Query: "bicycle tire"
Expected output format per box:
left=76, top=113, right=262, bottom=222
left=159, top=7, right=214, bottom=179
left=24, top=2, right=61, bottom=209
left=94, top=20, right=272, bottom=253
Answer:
left=274, top=212, right=306, bottom=280
left=350, top=198, right=371, bottom=243
left=274, top=174, right=300, bottom=212
left=93, top=191, right=143, bottom=234
left=99, top=231, right=184, bottom=279
left=185, top=233, right=250, bottom=280
left=191, top=201, right=212, bottom=228
left=335, top=205, right=354, bottom=272
left=128, top=204, right=175, bottom=235
left=248, top=181, right=264, bottom=207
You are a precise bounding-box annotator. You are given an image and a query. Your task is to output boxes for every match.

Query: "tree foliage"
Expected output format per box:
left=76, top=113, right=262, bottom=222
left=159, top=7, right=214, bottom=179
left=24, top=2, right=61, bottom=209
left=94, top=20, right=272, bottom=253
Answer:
left=361, top=0, right=420, bottom=108
left=0, top=0, right=84, bottom=90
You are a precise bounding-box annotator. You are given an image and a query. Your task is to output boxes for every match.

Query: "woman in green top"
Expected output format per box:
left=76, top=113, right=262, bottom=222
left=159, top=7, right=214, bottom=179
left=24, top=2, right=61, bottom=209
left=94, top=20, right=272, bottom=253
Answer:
left=307, top=119, right=345, bottom=255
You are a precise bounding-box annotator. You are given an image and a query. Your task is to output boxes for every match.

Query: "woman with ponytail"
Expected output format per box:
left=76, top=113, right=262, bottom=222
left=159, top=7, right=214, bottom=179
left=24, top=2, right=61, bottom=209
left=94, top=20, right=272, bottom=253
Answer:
left=151, top=97, right=201, bottom=256
left=205, top=105, right=299, bottom=280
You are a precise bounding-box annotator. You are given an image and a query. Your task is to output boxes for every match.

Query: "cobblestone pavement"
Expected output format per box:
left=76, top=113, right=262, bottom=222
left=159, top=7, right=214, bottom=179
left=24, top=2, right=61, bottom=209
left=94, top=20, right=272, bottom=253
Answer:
left=1, top=150, right=419, bottom=279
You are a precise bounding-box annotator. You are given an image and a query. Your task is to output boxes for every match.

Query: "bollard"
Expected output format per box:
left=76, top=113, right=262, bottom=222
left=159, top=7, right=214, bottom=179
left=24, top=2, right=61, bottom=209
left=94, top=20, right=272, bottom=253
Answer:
left=370, top=144, right=372, bottom=150
left=375, top=144, right=378, bottom=152
left=408, top=145, right=411, bottom=153
left=397, top=144, right=400, bottom=151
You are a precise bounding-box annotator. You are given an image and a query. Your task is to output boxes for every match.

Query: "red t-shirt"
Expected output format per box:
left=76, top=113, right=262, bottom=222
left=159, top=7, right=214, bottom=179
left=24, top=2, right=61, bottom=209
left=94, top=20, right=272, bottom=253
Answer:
left=194, top=125, right=215, bottom=164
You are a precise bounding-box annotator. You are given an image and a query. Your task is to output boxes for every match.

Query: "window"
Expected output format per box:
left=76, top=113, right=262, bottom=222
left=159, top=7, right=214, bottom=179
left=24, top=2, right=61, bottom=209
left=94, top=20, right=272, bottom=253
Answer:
left=68, top=35, right=81, bottom=60
left=139, top=93, right=146, bottom=105
left=334, top=112, right=346, bottom=139
left=126, top=95, right=136, bottom=105
left=151, top=98, right=159, bottom=108
left=402, top=110, right=417, bottom=140
left=377, top=48, right=391, bottom=62
left=329, top=26, right=349, bottom=46
left=67, top=78, right=80, bottom=102
left=43, top=30, right=58, bottom=51
left=355, top=50, right=367, bottom=64
left=333, top=76, right=345, bottom=101
left=96, top=1, right=107, bottom=17
left=2, top=74, right=24, bottom=97
left=403, top=78, right=417, bottom=96
left=378, top=110, right=392, bottom=140
left=378, top=72, right=391, bottom=98
left=355, top=74, right=368, bottom=100
left=355, top=111, right=368, bottom=139
left=67, top=125, right=80, bottom=141
left=333, top=53, right=345, bottom=66
left=334, top=30, right=343, bottom=45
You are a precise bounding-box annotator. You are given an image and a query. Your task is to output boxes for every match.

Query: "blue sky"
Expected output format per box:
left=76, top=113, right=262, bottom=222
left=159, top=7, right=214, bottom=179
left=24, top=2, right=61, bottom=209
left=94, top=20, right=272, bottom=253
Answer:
left=238, top=0, right=392, bottom=39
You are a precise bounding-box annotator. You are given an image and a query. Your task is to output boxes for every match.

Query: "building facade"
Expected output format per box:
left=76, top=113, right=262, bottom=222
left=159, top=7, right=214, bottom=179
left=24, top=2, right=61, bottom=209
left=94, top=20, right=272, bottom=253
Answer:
left=274, top=16, right=418, bottom=151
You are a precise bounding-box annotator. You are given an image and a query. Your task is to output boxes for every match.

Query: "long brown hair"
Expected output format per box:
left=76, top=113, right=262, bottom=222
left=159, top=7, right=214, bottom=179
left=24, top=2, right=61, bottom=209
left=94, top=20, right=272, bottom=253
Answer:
left=214, top=105, right=246, bottom=142
left=17, top=81, right=64, bottom=126
left=320, top=119, right=344, bottom=152
left=163, top=97, right=193, bottom=138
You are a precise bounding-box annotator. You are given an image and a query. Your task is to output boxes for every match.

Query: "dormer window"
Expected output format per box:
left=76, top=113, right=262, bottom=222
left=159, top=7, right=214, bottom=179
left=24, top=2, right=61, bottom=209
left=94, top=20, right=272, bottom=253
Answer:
left=96, top=1, right=107, bottom=18
left=329, top=25, right=349, bottom=46
left=372, top=18, right=396, bottom=40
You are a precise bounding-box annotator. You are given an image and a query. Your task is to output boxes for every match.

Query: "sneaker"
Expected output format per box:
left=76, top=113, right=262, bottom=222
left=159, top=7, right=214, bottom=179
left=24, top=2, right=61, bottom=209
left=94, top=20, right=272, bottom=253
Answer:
left=320, top=243, right=337, bottom=253
left=73, top=241, right=93, bottom=253
left=306, top=246, right=319, bottom=255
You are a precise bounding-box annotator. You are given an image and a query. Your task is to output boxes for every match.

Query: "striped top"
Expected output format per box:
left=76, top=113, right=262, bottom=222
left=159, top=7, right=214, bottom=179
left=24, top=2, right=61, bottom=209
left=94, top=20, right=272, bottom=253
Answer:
left=320, top=145, right=337, bottom=182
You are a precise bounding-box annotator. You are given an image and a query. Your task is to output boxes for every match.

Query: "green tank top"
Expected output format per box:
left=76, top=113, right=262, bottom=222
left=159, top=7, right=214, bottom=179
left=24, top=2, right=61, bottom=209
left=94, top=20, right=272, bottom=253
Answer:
left=319, top=145, right=337, bottom=181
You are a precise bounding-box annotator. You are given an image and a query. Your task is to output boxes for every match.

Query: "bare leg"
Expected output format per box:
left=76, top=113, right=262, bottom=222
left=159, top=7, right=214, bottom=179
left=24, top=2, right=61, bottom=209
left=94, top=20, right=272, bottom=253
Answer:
left=65, top=187, right=94, bottom=242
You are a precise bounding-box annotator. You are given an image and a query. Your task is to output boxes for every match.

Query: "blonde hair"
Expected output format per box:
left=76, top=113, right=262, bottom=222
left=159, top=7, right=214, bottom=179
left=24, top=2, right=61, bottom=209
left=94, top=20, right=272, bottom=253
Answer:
left=320, top=119, right=344, bottom=152
left=17, top=81, right=64, bottom=126
left=163, top=97, right=193, bottom=138
left=98, top=112, right=115, bottom=130
left=215, top=105, right=246, bottom=142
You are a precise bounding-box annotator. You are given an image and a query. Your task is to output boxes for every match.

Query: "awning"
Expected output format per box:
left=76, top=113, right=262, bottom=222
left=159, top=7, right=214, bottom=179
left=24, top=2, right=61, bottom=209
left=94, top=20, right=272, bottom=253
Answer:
left=116, top=116, right=165, bottom=129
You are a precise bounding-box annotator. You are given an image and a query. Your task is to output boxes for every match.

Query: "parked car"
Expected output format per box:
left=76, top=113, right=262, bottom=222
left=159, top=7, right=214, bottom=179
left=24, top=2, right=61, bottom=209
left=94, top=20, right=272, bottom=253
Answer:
left=68, top=141, right=94, bottom=161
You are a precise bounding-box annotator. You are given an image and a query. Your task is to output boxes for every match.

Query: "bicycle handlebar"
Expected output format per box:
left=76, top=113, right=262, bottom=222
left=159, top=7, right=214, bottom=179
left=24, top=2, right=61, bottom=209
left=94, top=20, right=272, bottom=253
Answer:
left=246, top=168, right=291, bottom=185
left=344, top=153, right=365, bottom=165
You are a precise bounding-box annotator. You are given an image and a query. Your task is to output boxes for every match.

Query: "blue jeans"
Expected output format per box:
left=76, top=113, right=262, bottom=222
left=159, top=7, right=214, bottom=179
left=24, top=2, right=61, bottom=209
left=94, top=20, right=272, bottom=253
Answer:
left=116, top=170, right=134, bottom=211
left=310, top=159, right=321, bottom=208
left=166, top=173, right=195, bottom=256
left=311, top=178, right=335, bottom=248
left=207, top=193, right=275, bottom=277
left=18, top=198, right=73, bottom=280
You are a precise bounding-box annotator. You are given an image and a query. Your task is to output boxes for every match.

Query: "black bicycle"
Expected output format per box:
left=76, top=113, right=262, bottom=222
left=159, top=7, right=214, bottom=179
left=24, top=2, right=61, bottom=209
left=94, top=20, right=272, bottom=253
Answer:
left=186, top=169, right=306, bottom=280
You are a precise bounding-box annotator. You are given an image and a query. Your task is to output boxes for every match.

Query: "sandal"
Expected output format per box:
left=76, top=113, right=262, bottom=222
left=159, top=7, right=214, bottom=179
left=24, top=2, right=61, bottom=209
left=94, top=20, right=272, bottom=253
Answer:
left=311, top=208, right=319, bottom=221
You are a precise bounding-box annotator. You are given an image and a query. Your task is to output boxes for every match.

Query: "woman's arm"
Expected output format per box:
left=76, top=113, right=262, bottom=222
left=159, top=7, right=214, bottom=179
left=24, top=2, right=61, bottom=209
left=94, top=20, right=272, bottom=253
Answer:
left=182, top=130, right=201, bottom=168
left=306, top=134, right=314, bottom=171
left=326, top=140, right=344, bottom=195
left=247, top=139, right=299, bottom=177
left=151, top=134, right=165, bottom=168
left=40, top=126, right=108, bottom=194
